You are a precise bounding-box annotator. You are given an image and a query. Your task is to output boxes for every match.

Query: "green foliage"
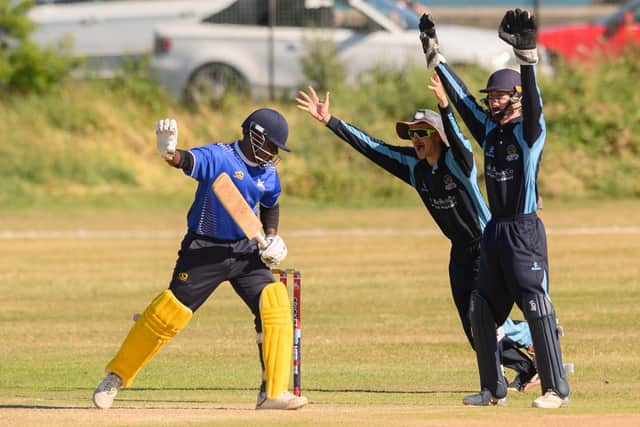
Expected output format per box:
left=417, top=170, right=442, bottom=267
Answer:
left=299, top=36, right=347, bottom=94
left=107, top=55, right=171, bottom=114
left=0, top=0, right=77, bottom=93
left=2, top=47, right=640, bottom=208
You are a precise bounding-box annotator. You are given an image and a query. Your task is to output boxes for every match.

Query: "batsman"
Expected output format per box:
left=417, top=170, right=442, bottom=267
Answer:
left=92, top=108, right=308, bottom=410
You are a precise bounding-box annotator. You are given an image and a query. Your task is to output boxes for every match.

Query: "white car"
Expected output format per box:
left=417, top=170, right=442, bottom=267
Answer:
left=151, top=0, right=517, bottom=105
left=27, top=0, right=228, bottom=74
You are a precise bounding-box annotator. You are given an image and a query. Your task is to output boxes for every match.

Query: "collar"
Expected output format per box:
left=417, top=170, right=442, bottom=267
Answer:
left=234, top=141, right=259, bottom=167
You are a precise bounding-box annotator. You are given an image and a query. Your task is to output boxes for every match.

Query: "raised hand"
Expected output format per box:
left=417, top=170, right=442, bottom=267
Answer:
left=428, top=72, right=448, bottom=108
left=418, top=13, right=446, bottom=69
left=155, top=118, right=178, bottom=160
left=499, top=9, right=538, bottom=64
left=295, top=86, right=331, bottom=124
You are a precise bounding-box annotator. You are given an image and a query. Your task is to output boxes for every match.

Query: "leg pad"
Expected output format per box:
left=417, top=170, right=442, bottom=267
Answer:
left=522, top=293, right=569, bottom=398
left=107, top=290, right=192, bottom=387
left=469, top=290, right=507, bottom=398
left=260, top=282, right=293, bottom=399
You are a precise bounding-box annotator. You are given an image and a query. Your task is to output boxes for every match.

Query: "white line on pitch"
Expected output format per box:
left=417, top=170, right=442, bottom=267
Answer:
left=1, top=226, right=640, bottom=239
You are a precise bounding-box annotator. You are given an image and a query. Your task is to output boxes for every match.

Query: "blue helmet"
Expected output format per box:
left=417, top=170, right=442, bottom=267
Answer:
left=480, top=69, right=521, bottom=93
left=241, top=108, right=290, bottom=152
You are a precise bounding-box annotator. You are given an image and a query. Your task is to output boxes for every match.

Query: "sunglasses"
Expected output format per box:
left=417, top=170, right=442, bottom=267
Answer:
left=408, top=128, right=437, bottom=138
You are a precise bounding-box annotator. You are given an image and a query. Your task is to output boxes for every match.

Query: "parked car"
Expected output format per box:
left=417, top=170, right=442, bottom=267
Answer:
left=151, top=0, right=517, bottom=105
left=27, top=0, right=229, bottom=75
left=537, top=0, right=640, bottom=65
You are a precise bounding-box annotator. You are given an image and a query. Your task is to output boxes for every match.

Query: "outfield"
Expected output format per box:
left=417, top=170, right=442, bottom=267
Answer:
left=1, top=201, right=639, bottom=426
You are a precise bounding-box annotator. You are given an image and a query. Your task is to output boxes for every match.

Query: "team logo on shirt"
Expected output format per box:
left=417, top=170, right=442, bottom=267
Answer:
left=234, top=171, right=244, bottom=179
left=506, top=144, right=520, bottom=162
left=443, top=174, right=457, bottom=191
left=531, top=261, right=542, bottom=271
left=257, top=179, right=265, bottom=190
left=177, top=272, right=189, bottom=282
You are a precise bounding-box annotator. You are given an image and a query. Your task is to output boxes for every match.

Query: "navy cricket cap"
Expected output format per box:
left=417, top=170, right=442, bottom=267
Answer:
left=479, top=68, right=521, bottom=93
left=241, top=108, right=290, bottom=152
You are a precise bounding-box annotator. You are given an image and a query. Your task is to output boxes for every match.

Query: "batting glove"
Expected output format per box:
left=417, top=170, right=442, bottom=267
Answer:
left=498, top=9, right=539, bottom=65
left=259, top=235, right=288, bottom=267
left=419, top=14, right=446, bottom=69
left=155, top=118, right=178, bottom=160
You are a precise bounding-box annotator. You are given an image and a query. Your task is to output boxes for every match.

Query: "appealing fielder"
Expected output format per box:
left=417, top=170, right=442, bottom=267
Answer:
left=295, top=80, right=537, bottom=388
left=420, top=10, right=570, bottom=408
left=92, top=108, right=308, bottom=410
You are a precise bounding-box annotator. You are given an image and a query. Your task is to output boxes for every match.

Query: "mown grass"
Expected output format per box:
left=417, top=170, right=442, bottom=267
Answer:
left=1, top=201, right=639, bottom=426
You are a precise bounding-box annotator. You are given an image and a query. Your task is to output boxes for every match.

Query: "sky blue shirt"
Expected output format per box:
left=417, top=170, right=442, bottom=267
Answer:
left=185, top=141, right=281, bottom=240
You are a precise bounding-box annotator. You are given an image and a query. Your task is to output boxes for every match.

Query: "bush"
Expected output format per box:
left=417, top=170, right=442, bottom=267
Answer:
left=0, top=0, right=76, bottom=94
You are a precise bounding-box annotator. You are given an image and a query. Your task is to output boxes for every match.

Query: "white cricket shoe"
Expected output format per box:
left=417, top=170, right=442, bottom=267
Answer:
left=92, top=373, right=122, bottom=409
left=532, top=391, right=569, bottom=408
left=256, top=391, right=308, bottom=410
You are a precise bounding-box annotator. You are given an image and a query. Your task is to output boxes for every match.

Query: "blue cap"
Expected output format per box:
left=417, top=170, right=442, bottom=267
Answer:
left=241, top=108, right=290, bottom=152
left=479, top=69, right=521, bottom=93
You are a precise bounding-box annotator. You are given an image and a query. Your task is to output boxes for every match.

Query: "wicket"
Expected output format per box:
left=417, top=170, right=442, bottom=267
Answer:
left=272, top=268, right=302, bottom=397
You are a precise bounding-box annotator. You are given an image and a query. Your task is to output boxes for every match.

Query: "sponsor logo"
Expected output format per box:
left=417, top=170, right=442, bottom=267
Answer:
left=233, top=171, right=244, bottom=180
left=429, top=195, right=457, bottom=210
left=486, top=164, right=514, bottom=182
left=531, top=261, right=542, bottom=271
left=256, top=178, right=266, bottom=190
left=506, top=144, right=520, bottom=162
left=443, top=174, right=457, bottom=191
left=178, top=272, right=189, bottom=282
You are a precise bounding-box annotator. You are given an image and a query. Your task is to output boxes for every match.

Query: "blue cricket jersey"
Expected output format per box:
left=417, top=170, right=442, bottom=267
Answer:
left=185, top=141, right=281, bottom=240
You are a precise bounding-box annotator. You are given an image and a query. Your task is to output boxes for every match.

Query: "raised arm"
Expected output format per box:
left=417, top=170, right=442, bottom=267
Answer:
left=295, top=86, right=419, bottom=186
left=428, top=72, right=474, bottom=176
left=419, top=14, right=488, bottom=146
left=156, top=118, right=194, bottom=172
left=497, top=8, right=544, bottom=146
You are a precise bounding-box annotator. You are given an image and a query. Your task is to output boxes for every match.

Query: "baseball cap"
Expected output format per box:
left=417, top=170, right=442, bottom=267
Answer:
left=395, top=109, right=449, bottom=147
left=480, top=68, right=521, bottom=93
left=241, top=108, right=291, bottom=152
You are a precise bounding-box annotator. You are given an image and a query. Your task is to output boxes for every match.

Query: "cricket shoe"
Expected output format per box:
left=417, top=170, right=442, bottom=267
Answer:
left=463, top=389, right=507, bottom=406
left=256, top=391, right=308, bottom=410
left=93, top=373, right=122, bottom=409
left=532, top=390, right=569, bottom=408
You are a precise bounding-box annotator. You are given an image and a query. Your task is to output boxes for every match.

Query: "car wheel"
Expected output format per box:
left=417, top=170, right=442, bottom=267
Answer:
left=185, top=63, right=248, bottom=108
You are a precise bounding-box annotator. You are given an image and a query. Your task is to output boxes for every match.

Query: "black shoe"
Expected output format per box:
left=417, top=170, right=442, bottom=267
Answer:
left=507, top=376, right=524, bottom=392
left=463, top=389, right=507, bottom=406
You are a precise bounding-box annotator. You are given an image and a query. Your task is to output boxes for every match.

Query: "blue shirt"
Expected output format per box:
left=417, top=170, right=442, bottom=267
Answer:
left=185, top=142, right=281, bottom=240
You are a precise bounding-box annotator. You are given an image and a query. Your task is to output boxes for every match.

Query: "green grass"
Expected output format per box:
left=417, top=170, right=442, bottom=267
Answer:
left=1, top=201, right=640, bottom=425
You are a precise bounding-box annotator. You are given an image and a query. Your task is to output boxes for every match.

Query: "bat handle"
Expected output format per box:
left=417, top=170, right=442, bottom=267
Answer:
left=256, top=233, right=268, bottom=249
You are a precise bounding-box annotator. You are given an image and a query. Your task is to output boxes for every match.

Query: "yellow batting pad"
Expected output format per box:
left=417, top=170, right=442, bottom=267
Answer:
left=106, top=290, right=192, bottom=387
left=260, top=282, right=293, bottom=398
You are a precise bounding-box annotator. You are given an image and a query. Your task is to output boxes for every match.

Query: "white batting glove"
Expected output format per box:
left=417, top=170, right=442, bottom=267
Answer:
left=155, top=118, right=178, bottom=160
left=259, top=235, right=288, bottom=267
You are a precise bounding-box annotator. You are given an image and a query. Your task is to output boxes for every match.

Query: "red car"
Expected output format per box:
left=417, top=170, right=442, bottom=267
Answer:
left=538, top=0, right=640, bottom=64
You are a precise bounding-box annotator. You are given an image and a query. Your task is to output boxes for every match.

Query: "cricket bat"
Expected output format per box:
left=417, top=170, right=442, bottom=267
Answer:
left=212, top=172, right=267, bottom=248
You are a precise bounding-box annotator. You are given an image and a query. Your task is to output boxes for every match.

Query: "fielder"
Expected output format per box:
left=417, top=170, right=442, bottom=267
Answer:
left=420, top=9, right=570, bottom=408
left=92, top=108, right=307, bottom=410
left=295, top=78, right=537, bottom=389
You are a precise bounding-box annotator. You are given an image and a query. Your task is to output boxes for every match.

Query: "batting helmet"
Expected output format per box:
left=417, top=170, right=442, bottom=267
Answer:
left=241, top=108, right=290, bottom=152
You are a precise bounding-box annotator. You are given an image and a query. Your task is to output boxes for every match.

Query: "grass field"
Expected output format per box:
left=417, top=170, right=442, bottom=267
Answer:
left=1, top=200, right=640, bottom=426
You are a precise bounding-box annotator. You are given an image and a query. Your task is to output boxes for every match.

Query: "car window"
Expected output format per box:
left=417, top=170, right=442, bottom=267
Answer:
left=202, top=0, right=382, bottom=32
